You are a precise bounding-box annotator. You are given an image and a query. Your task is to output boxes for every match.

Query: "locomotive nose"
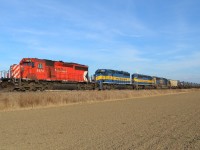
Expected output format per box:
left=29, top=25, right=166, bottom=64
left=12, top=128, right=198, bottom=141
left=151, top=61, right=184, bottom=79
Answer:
left=10, top=64, right=21, bottom=79
left=84, top=71, right=88, bottom=82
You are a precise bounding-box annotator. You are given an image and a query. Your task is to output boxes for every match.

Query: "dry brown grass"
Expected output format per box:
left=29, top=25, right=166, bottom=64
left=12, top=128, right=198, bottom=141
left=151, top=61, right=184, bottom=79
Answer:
left=0, top=89, right=199, bottom=111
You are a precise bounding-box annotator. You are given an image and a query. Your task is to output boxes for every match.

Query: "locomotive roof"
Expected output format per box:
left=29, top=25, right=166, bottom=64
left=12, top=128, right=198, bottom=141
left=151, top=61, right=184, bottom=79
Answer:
left=152, top=76, right=168, bottom=80
left=132, top=73, right=152, bottom=77
left=96, top=69, right=130, bottom=74
left=21, top=58, right=88, bottom=67
left=43, top=59, right=88, bottom=67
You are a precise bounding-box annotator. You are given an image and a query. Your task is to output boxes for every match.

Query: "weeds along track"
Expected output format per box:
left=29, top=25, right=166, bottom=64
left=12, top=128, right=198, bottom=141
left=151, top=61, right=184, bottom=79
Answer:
left=0, top=89, right=199, bottom=111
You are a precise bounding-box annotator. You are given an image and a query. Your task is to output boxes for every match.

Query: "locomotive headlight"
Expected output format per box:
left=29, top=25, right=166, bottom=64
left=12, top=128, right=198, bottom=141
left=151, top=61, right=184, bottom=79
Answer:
left=25, top=59, right=31, bottom=62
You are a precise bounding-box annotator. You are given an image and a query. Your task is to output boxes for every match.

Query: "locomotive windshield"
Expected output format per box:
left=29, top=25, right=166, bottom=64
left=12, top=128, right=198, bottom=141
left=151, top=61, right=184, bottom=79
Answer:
left=23, top=62, right=35, bottom=67
left=95, top=69, right=106, bottom=75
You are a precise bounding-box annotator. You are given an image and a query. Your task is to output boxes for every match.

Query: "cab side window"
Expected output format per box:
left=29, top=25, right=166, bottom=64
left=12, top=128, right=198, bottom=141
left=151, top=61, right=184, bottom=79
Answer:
left=38, top=63, right=43, bottom=69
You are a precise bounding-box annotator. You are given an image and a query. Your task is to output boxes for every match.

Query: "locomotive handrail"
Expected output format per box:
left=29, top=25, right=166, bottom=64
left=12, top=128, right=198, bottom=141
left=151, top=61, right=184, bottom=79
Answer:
left=0, top=70, right=11, bottom=79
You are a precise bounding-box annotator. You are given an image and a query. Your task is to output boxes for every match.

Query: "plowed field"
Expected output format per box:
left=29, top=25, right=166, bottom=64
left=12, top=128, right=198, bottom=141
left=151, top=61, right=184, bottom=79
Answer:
left=1, top=91, right=200, bottom=150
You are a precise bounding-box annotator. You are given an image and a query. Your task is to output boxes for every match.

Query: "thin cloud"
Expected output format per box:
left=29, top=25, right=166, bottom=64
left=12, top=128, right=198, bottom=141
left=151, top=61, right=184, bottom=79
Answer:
left=0, top=0, right=200, bottom=83
left=10, top=28, right=58, bottom=36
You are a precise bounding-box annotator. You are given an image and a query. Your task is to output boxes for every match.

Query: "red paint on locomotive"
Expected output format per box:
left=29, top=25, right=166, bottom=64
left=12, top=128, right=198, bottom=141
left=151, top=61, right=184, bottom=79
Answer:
left=10, top=64, right=21, bottom=78
left=11, top=58, right=89, bottom=82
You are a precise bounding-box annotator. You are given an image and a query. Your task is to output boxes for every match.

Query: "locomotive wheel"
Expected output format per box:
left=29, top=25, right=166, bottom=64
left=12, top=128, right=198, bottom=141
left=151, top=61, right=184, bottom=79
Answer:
left=81, top=84, right=86, bottom=90
left=107, top=85, right=111, bottom=90
left=77, top=84, right=85, bottom=90
left=29, top=82, right=37, bottom=91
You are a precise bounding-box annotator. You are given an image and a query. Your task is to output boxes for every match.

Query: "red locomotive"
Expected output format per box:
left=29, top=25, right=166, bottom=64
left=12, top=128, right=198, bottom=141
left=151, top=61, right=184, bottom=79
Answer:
left=0, top=58, right=92, bottom=91
left=11, top=58, right=89, bottom=82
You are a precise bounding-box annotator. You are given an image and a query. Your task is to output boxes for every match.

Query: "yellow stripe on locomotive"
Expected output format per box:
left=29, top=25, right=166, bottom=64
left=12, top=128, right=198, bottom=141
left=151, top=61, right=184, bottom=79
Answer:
left=133, top=78, right=154, bottom=83
left=96, top=75, right=130, bottom=82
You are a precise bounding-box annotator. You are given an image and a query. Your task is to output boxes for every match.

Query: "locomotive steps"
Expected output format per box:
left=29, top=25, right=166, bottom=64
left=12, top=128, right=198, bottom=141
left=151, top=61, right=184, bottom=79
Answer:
left=0, top=89, right=199, bottom=111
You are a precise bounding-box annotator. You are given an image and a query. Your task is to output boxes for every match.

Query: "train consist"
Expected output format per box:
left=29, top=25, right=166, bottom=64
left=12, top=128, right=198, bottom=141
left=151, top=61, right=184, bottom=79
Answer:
left=0, top=58, right=200, bottom=91
left=95, top=69, right=200, bottom=90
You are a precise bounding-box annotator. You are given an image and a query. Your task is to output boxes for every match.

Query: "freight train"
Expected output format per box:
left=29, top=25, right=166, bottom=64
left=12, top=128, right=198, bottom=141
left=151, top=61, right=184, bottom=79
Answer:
left=0, top=58, right=200, bottom=91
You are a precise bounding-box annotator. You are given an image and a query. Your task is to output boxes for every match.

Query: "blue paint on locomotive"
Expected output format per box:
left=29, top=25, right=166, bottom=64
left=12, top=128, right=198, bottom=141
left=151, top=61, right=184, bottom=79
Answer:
left=153, top=76, right=169, bottom=87
left=132, top=73, right=154, bottom=86
left=95, top=69, right=130, bottom=85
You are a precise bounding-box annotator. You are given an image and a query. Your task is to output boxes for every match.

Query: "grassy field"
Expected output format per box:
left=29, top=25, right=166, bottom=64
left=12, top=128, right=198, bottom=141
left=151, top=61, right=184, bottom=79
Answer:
left=0, top=89, right=199, bottom=111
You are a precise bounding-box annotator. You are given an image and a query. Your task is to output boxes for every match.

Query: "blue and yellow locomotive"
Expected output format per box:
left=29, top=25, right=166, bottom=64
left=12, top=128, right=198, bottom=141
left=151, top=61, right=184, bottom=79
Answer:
left=94, top=69, right=131, bottom=89
left=153, top=77, right=169, bottom=89
left=132, top=73, right=155, bottom=89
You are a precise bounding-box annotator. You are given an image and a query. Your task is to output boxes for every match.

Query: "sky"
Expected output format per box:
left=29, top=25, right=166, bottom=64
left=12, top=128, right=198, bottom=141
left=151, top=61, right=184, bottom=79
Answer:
left=0, top=0, right=200, bottom=82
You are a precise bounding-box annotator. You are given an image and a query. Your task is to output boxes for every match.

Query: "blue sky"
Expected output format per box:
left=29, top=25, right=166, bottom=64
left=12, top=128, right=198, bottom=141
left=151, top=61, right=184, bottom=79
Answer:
left=0, top=0, right=200, bottom=82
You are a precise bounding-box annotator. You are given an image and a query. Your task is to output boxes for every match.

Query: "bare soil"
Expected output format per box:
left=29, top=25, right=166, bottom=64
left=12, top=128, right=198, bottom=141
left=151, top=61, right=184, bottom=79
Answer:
left=0, top=91, right=200, bottom=150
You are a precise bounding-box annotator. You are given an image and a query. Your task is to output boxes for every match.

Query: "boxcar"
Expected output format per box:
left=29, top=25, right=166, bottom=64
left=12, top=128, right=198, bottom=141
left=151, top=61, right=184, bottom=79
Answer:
left=169, top=80, right=178, bottom=89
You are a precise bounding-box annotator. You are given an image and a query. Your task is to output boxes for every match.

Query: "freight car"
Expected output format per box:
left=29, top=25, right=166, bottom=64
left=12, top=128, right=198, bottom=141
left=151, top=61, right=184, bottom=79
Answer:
left=169, top=80, right=178, bottom=89
left=178, top=81, right=198, bottom=89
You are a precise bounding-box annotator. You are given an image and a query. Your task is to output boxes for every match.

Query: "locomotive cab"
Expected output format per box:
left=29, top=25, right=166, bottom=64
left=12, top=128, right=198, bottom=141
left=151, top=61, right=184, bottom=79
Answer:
left=95, top=69, right=107, bottom=83
left=21, top=59, right=35, bottom=68
left=19, top=58, right=46, bottom=80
